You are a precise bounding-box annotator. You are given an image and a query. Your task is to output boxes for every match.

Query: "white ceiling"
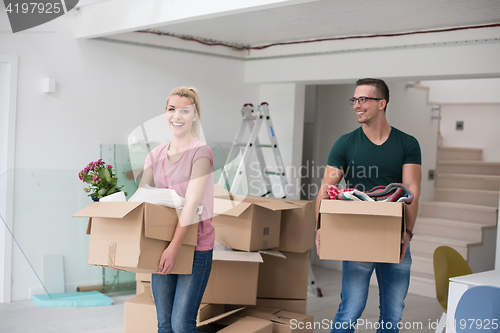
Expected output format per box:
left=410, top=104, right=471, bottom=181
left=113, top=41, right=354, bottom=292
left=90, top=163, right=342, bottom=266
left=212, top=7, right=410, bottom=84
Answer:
left=142, top=0, right=500, bottom=47
left=74, top=0, right=500, bottom=60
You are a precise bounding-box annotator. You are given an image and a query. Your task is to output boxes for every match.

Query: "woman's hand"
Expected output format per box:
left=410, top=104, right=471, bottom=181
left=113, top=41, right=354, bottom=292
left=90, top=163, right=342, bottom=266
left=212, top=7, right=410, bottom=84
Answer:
left=157, top=245, right=179, bottom=275
left=315, top=228, right=321, bottom=256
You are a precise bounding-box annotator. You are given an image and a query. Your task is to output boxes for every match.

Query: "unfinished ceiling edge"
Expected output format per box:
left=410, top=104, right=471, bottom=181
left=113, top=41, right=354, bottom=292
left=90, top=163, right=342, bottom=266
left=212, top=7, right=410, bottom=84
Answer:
left=243, top=42, right=500, bottom=84
left=74, top=0, right=321, bottom=39
left=96, top=37, right=246, bottom=60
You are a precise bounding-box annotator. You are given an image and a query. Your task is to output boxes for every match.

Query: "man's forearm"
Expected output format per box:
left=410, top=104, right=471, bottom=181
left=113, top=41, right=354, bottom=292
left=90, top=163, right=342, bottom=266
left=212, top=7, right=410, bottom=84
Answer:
left=405, top=198, right=418, bottom=235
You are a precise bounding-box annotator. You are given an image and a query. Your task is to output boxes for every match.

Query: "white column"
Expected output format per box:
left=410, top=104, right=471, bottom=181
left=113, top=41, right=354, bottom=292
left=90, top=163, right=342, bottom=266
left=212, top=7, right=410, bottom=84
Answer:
left=0, top=54, right=18, bottom=303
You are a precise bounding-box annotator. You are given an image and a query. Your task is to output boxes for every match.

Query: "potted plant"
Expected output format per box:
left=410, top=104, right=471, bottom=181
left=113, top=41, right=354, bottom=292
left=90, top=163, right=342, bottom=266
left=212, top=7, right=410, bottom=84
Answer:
left=79, top=159, right=127, bottom=201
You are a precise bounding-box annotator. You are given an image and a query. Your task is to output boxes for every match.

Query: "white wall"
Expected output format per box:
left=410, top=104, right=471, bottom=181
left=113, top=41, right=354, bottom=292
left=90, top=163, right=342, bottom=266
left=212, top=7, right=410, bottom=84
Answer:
left=419, top=78, right=500, bottom=162
left=421, top=78, right=500, bottom=104
left=386, top=83, right=438, bottom=201
left=310, top=81, right=438, bottom=270
left=439, top=104, right=500, bottom=162
left=0, top=13, right=259, bottom=300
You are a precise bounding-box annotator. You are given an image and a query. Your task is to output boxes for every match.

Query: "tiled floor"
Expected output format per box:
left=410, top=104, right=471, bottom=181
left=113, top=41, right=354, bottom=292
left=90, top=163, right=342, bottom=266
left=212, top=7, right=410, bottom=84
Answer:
left=0, top=265, right=443, bottom=333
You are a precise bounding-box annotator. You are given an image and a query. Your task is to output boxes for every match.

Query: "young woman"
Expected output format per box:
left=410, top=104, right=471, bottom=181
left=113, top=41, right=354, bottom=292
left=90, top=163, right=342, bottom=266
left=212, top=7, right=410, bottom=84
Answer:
left=139, top=87, right=214, bottom=333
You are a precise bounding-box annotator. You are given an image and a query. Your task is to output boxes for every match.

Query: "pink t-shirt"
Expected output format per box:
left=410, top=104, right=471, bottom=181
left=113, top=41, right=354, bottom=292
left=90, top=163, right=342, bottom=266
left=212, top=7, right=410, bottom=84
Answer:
left=145, top=138, right=215, bottom=251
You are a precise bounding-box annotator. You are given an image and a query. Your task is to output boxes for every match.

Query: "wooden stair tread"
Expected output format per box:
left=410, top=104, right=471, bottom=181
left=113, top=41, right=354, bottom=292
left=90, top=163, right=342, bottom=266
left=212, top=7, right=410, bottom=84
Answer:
left=412, top=254, right=433, bottom=262
left=412, top=234, right=470, bottom=246
left=420, top=201, right=497, bottom=212
left=416, top=217, right=490, bottom=229
left=435, top=188, right=499, bottom=195
left=438, top=147, right=483, bottom=153
left=410, top=271, right=435, bottom=283
left=436, top=173, right=500, bottom=180
left=410, top=251, right=434, bottom=260
left=437, top=160, right=500, bottom=166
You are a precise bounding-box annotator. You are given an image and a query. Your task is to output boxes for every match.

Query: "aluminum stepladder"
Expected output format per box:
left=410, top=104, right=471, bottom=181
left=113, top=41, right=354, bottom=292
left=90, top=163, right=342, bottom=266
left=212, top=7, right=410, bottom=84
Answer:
left=218, top=102, right=323, bottom=297
left=218, top=102, right=289, bottom=198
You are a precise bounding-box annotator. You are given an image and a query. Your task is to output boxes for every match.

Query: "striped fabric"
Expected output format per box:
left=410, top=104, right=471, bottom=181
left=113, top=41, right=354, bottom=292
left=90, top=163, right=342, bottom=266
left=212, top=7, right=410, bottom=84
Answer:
left=326, top=183, right=414, bottom=204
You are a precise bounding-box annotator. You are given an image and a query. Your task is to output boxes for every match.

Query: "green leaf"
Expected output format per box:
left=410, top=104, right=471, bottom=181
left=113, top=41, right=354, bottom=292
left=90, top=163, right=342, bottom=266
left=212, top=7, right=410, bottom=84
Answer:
left=98, top=188, right=107, bottom=196
left=107, top=187, right=117, bottom=195
left=99, top=168, right=112, bottom=182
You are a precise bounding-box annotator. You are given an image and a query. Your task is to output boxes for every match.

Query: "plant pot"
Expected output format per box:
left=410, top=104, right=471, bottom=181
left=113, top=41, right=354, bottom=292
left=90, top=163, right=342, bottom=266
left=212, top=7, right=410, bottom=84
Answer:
left=99, top=191, right=127, bottom=202
left=91, top=196, right=99, bottom=202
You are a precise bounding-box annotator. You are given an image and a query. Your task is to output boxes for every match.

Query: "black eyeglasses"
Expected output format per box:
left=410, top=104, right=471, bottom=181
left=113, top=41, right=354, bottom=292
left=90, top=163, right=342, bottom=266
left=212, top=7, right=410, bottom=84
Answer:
left=349, top=97, right=382, bottom=105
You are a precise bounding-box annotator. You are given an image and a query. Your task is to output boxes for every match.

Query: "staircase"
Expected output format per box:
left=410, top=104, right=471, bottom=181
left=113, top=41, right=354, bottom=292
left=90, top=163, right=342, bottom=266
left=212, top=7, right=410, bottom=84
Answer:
left=409, top=147, right=499, bottom=298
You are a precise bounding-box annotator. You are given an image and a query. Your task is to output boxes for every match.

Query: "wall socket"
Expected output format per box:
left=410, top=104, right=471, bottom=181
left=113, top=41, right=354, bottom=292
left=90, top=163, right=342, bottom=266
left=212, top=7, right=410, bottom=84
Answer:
left=456, top=121, right=464, bottom=130
left=428, top=169, right=435, bottom=181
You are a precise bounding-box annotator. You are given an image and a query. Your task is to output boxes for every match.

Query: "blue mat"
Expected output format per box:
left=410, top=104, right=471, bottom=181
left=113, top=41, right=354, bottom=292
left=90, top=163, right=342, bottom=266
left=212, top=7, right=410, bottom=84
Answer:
left=32, top=291, right=113, bottom=307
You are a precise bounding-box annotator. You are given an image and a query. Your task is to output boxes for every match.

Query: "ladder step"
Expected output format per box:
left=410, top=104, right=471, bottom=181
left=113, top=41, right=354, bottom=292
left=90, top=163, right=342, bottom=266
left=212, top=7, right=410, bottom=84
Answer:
left=236, top=143, right=274, bottom=148
left=265, top=171, right=285, bottom=176
left=219, top=102, right=288, bottom=197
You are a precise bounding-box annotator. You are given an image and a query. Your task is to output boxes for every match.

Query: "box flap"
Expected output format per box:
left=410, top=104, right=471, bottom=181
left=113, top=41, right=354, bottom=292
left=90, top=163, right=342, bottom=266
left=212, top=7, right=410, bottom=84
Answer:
left=272, top=310, right=312, bottom=323
left=242, top=309, right=312, bottom=325
left=263, top=196, right=313, bottom=207
left=214, top=198, right=252, bottom=217
left=214, top=184, right=234, bottom=200
left=73, top=202, right=143, bottom=218
left=217, top=316, right=273, bottom=333
left=197, top=307, right=245, bottom=327
left=258, top=250, right=286, bottom=259
left=143, top=203, right=198, bottom=246
left=241, top=196, right=298, bottom=211
left=319, top=200, right=403, bottom=217
left=213, top=250, right=263, bottom=263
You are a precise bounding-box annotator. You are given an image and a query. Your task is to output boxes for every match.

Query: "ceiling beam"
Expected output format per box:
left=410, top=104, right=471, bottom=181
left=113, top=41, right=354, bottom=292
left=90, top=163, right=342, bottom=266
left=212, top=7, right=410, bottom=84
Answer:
left=244, top=40, right=500, bottom=84
left=75, top=0, right=319, bottom=39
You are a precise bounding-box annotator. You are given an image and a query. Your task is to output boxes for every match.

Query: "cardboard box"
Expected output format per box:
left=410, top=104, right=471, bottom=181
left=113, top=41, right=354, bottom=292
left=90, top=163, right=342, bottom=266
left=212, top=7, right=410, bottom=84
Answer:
left=269, top=198, right=315, bottom=253
left=319, top=200, right=405, bottom=263
left=136, top=273, right=152, bottom=282
left=73, top=202, right=198, bottom=274
left=198, top=304, right=226, bottom=324
left=208, top=316, right=273, bottom=333
left=125, top=287, right=245, bottom=333
left=124, top=287, right=157, bottom=333
left=227, top=299, right=308, bottom=315
left=256, top=298, right=307, bottom=314
left=212, top=195, right=297, bottom=251
left=240, top=308, right=314, bottom=333
left=202, top=250, right=263, bottom=305
left=257, top=251, right=309, bottom=300
left=136, top=281, right=150, bottom=295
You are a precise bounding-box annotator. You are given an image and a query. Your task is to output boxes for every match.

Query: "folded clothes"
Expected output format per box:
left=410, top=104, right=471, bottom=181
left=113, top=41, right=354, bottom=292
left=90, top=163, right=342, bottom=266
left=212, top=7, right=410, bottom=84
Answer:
left=128, top=184, right=204, bottom=215
left=327, top=183, right=414, bottom=204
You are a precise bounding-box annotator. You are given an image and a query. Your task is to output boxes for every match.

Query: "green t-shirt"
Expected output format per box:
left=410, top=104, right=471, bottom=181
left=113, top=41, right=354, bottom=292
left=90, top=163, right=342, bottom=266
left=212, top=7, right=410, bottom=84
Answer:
left=327, top=126, right=421, bottom=191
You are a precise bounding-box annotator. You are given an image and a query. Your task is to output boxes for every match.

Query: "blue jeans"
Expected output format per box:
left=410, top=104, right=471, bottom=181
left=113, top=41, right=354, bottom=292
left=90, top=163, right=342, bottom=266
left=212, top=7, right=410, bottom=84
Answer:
left=152, top=249, right=213, bottom=333
left=331, top=248, right=412, bottom=333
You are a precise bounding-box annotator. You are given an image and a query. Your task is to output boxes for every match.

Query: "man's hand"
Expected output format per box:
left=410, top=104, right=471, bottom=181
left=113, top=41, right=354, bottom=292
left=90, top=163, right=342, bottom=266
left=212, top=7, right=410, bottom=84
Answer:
left=157, top=245, right=179, bottom=275
left=400, top=232, right=411, bottom=262
left=315, top=229, right=321, bottom=257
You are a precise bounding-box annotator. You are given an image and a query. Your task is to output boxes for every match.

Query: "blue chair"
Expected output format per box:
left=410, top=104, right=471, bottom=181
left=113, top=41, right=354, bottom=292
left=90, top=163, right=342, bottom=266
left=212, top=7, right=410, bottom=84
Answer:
left=455, top=285, right=500, bottom=332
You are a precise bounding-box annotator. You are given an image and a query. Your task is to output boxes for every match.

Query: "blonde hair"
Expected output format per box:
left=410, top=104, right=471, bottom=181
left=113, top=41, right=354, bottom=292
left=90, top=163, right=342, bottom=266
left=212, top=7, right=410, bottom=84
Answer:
left=166, top=86, right=201, bottom=138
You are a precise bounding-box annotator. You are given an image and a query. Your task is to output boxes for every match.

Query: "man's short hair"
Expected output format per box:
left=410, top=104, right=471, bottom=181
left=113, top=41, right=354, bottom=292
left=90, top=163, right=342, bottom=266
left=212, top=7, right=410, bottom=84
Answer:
left=356, top=78, right=389, bottom=111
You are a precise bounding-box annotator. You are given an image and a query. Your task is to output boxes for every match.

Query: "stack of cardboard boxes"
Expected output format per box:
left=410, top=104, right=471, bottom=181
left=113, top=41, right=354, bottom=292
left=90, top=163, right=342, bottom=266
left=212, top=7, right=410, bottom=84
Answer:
left=74, top=186, right=317, bottom=332
left=132, top=188, right=315, bottom=331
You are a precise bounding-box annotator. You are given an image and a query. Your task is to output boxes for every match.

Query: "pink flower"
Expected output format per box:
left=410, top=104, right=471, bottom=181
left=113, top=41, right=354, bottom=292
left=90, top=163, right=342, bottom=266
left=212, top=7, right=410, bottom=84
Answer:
left=84, top=188, right=89, bottom=193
